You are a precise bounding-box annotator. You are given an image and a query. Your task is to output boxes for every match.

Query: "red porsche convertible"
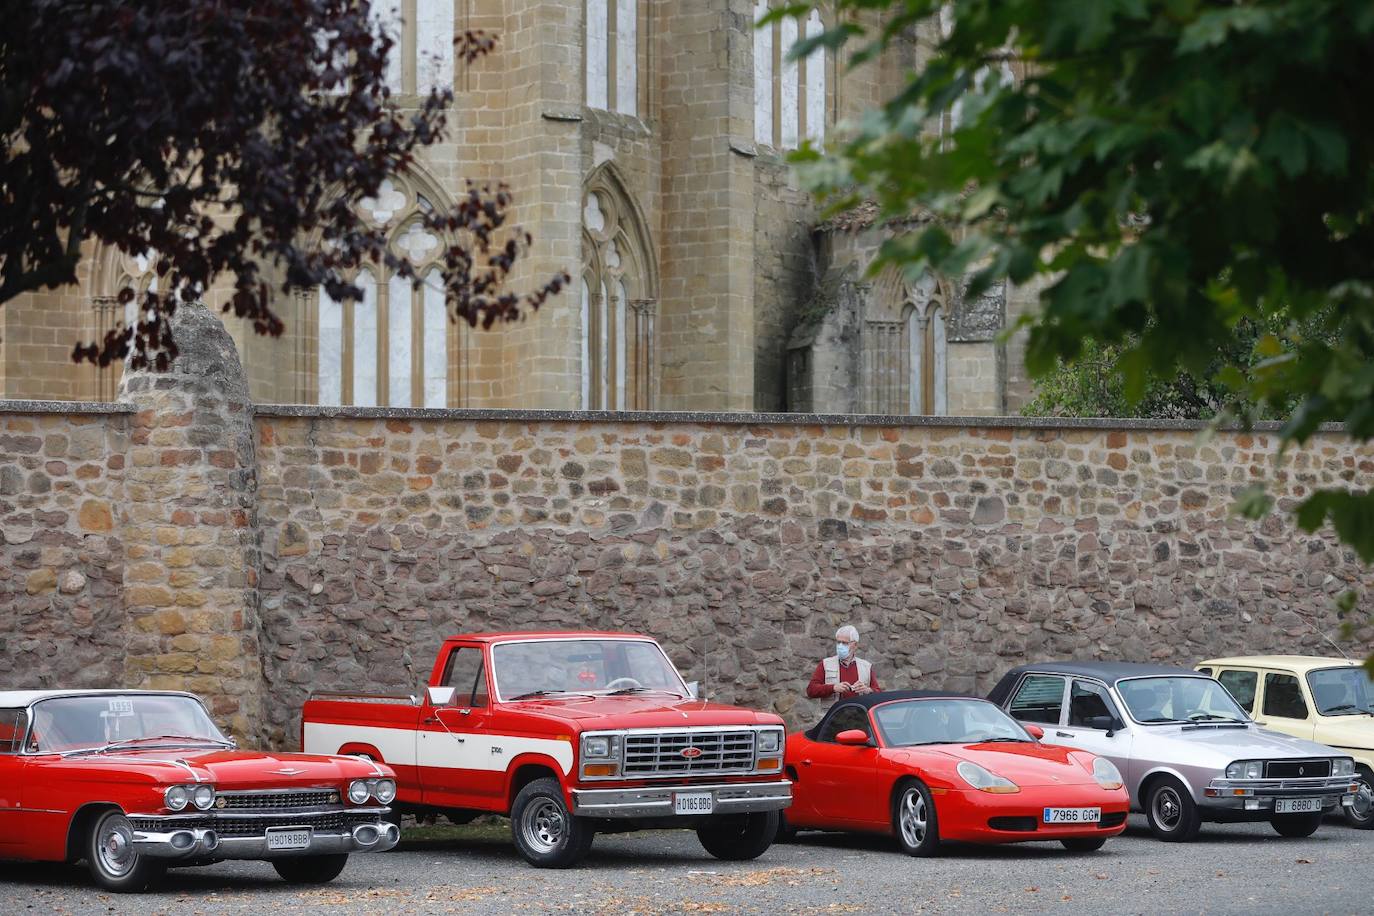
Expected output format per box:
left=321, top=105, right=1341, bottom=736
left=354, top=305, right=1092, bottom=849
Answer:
left=783, top=690, right=1130, bottom=855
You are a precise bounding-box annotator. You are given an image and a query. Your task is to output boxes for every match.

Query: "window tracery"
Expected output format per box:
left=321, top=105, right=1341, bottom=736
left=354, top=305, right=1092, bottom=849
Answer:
left=581, top=167, right=656, bottom=410
left=754, top=4, right=827, bottom=149
left=585, top=0, right=638, bottom=115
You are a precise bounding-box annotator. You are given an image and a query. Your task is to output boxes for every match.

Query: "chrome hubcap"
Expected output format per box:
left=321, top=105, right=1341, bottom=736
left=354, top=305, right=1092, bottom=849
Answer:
left=97, top=817, right=136, bottom=877
left=1353, top=779, right=1374, bottom=819
left=521, top=798, right=567, bottom=854
left=1154, top=788, right=1182, bottom=830
left=899, top=788, right=927, bottom=848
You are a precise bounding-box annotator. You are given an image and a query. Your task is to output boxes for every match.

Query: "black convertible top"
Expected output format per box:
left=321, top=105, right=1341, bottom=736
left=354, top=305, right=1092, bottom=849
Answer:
left=806, top=689, right=984, bottom=739
left=986, top=661, right=1206, bottom=706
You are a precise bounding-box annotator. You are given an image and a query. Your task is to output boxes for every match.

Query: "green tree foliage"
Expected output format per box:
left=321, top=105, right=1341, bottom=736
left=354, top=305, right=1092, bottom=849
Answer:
left=778, top=0, right=1374, bottom=563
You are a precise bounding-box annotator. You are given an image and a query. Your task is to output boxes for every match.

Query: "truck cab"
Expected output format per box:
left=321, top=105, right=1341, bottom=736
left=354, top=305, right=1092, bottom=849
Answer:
left=303, top=631, right=791, bottom=867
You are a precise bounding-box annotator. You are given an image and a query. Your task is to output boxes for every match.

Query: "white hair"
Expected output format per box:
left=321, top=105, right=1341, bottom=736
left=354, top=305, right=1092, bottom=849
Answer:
left=835, top=625, right=859, bottom=643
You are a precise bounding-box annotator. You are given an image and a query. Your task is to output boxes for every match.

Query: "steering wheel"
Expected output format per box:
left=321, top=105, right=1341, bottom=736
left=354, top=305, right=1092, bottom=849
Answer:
left=604, top=677, right=643, bottom=691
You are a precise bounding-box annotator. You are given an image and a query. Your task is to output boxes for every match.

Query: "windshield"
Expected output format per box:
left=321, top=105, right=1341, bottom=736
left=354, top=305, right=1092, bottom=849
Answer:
left=873, top=699, right=1031, bottom=746
left=1117, top=677, right=1247, bottom=724
left=491, top=639, right=688, bottom=701
left=28, top=694, right=227, bottom=754
left=1307, top=667, right=1374, bottom=716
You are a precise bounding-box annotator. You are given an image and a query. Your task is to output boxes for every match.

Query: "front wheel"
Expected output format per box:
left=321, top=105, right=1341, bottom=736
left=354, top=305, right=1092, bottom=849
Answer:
left=511, top=777, right=595, bottom=868
left=1270, top=813, right=1323, bottom=838
left=1060, top=836, right=1107, bottom=852
left=1144, top=777, right=1202, bottom=842
left=1343, top=772, right=1374, bottom=829
left=273, top=854, right=350, bottom=884
left=86, top=810, right=165, bottom=893
left=697, top=811, right=778, bottom=861
left=892, top=780, right=940, bottom=857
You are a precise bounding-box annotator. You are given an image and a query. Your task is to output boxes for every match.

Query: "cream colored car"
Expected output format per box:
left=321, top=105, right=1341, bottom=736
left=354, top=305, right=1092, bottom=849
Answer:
left=1197, top=655, right=1373, bottom=828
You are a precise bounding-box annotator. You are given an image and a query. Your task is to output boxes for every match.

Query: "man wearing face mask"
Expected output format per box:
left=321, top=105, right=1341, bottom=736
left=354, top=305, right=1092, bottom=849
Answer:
left=805, top=625, right=881, bottom=700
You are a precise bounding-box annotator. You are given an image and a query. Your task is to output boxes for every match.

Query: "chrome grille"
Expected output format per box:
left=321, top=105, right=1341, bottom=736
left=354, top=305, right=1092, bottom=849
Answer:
left=623, top=730, right=757, bottom=776
left=132, top=810, right=375, bottom=838
left=216, top=790, right=338, bottom=810
left=1265, top=759, right=1331, bottom=779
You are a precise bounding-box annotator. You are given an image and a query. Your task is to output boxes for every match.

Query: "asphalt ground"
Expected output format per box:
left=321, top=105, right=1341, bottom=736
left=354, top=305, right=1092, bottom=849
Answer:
left=2, top=815, right=1366, bottom=915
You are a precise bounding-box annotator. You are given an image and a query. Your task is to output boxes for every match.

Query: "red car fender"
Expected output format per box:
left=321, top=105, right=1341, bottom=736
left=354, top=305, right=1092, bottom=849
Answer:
left=501, top=751, right=574, bottom=811
left=335, top=742, right=386, bottom=763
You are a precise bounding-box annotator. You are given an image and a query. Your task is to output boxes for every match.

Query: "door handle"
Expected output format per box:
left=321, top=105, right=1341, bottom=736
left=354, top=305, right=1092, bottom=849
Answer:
left=423, top=716, right=438, bottom=725
left=1254, top=720, right=1267, bottom=726
left=802, top=759, right=812, bottom=766
left=1055, top=731, right=1073, bottom=738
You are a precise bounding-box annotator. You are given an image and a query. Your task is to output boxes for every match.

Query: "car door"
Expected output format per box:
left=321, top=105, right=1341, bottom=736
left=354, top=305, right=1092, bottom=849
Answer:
left=797, top=704, right=882, bottom=828
left=1052, top=679, right=1132, bottom=775
left=1255, top=670, right=1316, bottom=741
left=0, top=707, right=28, bottom=850
left=418, top=643, right=500, bottom=808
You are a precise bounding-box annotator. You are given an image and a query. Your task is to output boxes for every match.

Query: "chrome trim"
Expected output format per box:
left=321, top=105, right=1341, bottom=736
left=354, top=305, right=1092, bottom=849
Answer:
left=130, top=821, right=398, bottom=860
left=570, top=780, right=793, bottom=818
left=1207, top=775, right=1357, bottom=794
left=0, top=806, right=67, bottom=815
left=129, top=805, right=390, bottom=822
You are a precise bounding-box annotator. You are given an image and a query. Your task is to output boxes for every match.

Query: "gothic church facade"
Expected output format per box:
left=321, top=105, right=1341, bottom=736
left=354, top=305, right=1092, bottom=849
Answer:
left=0, top=1, right=1035, bottom=416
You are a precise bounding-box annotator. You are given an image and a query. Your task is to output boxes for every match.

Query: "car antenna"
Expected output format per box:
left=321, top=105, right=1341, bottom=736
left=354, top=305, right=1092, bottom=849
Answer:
left=1293, top=607, right=1352, bottom=662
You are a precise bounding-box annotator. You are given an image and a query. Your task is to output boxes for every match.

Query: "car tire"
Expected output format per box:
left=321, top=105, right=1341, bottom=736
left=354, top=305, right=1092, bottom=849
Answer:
left=273, top=854, right=350, bottom=884
left=773, top=811, right=799, bottom=843
left=1144, top=777, right=1202, bottom=842
left=1269, top=813, right=1323, bottom=838
left=697, top=811, right=778, bottom=861
left=1060, top=836, right=1108, bottom=852
left=892, top=780, right=940, bottom=857
left=511, top=777, right=595, bottom=868
left=1343, top=771, right=1374, bottom=830
left=86, top=810, right=166, bottom=893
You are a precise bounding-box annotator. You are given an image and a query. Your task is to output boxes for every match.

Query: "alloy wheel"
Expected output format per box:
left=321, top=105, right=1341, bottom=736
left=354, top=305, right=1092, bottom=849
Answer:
left=1153, top=786, right=1182, bottom=831
left=520, top=798, right=567, bottom=854
left=899, top=787, right=927, bottom=847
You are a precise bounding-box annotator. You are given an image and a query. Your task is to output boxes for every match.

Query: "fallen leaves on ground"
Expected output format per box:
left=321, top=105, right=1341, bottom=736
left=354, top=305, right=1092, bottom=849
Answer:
left=705, top=867, right=838, bottom=888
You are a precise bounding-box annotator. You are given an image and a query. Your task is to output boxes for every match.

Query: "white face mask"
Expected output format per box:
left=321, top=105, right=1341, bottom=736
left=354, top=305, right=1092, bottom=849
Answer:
left=836, top=643, right=852, bottom=661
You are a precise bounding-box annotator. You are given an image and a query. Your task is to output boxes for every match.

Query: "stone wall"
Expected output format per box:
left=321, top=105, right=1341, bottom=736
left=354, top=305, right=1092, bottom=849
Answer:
left=5, top=334, right=1374, bottom=748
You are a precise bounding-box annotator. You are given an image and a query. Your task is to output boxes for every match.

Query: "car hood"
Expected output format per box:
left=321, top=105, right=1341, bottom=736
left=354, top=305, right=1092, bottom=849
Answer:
left=892, top=741, right=1101, bottom=788
left=47, top=747, right=386, bottom=788
left=500, top=695, right=782, bottom=729
left=1138, top=723, right=1340, bottom=764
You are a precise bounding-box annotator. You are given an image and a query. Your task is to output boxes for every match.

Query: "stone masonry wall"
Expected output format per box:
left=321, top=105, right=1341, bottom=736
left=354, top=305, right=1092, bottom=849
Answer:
left=249, top=408, right=1374, bottom=748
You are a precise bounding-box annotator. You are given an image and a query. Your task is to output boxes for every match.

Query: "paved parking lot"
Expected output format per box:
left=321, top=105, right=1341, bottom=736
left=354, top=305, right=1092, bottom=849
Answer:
left=3, top=816, right=1365, bottom=915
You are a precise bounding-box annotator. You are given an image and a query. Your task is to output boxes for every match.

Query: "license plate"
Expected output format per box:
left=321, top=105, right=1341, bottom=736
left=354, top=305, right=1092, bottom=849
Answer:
left=1275, top=797, right=1323, bottom=814
left=265, top=827, right=313, bottom=850
left=1043, top=807, right=1101, bottom=824
left=674, top=792, right=714, bottom=815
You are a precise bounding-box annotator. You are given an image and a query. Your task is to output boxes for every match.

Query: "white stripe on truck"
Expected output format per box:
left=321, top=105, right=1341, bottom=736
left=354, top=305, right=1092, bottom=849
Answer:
left=304, top=721, right=573, bottom=774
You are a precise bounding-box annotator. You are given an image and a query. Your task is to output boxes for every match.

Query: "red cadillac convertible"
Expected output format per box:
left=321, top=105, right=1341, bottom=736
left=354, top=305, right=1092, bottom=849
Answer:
left=0, top=689, right=400, bottom=891
left=782, top=691, right=1130, bottom=855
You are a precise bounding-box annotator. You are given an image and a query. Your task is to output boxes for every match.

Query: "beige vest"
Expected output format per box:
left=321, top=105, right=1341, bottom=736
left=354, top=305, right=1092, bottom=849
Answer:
left=822, top=655, right=872, bottom=687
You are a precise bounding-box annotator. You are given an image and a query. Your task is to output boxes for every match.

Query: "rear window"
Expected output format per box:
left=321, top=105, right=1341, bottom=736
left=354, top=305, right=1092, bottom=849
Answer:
left=0, top=708, right=27, bottom=753
left=1217, top=670, right=1258, bottom=714
left=1008, top=675, right=1066, bottom=724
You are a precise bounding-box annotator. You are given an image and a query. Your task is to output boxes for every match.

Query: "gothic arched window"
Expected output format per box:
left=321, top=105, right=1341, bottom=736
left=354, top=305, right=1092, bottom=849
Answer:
left=585, top=0, right=638, bottom=115
left=863, top=273, right=948, bottom=416
left=317, top=176, right=452, bottom=408
left=88, top=248, right=162, bottom=399
left=753, top=4, right=827, bottom=149
left=580, top=168, right=656, bottom=410
left=372, top=0, right=456, bottom=96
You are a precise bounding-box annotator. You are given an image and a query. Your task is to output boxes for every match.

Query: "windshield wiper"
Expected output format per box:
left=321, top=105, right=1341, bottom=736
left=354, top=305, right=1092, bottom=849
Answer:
left=606, top=686, right=683, bottom=697
left=64, top=734, right=233, bottom=757
left=1188, top=714, right=1246, bottom=723
left=1321, top=704, right=1374, bottom=715
left=977, top=737, right=1031, bottom=743
left=508, top=690, right=593, bottom=701
left=1139, top=717, right=1187, bottom=724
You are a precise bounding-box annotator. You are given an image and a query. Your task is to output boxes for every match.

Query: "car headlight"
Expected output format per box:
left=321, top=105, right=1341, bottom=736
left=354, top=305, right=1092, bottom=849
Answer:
left=348, top=779, right=372, bottom=804
left=757, top=729, right=782, bottom=754
left=164, top=785, right=190, bottom=811
left=191, top=785, right=216, bottom=810
left=583, top=736, right=611, bottom=758
left=372, top=778, right=397, bottom=804
left=956, top=760, right=1019, bottom=794
left=1225, top=760, right=1263, bottom=780
left=1092, top=757, right=1124, bottom=790
left=1334, top=758, right=1355, bottom=777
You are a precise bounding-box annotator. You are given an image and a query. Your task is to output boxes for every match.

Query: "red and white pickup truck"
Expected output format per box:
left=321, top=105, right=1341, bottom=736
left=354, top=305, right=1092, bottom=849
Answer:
left=302, top=631, right=791, bottom=867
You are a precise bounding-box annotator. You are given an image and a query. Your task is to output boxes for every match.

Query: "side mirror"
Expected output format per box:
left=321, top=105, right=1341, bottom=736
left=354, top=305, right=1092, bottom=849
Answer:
left=1023, top=724, right=1045, bottom=740
left=1085, top=715, right=1117, bottom=732
left=685, top=681, right=700, bottom=699
left=426, top=686, right=456, bottom=707
left=835, top=729, right=872, bottom=747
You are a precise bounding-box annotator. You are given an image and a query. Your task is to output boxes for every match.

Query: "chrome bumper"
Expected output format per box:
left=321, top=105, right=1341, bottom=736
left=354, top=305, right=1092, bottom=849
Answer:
left=128, top=815, right=400, bottom=860
left=570, top=780, right=792, bottom=818
left=1202, top=775, right=1359, bottom=811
